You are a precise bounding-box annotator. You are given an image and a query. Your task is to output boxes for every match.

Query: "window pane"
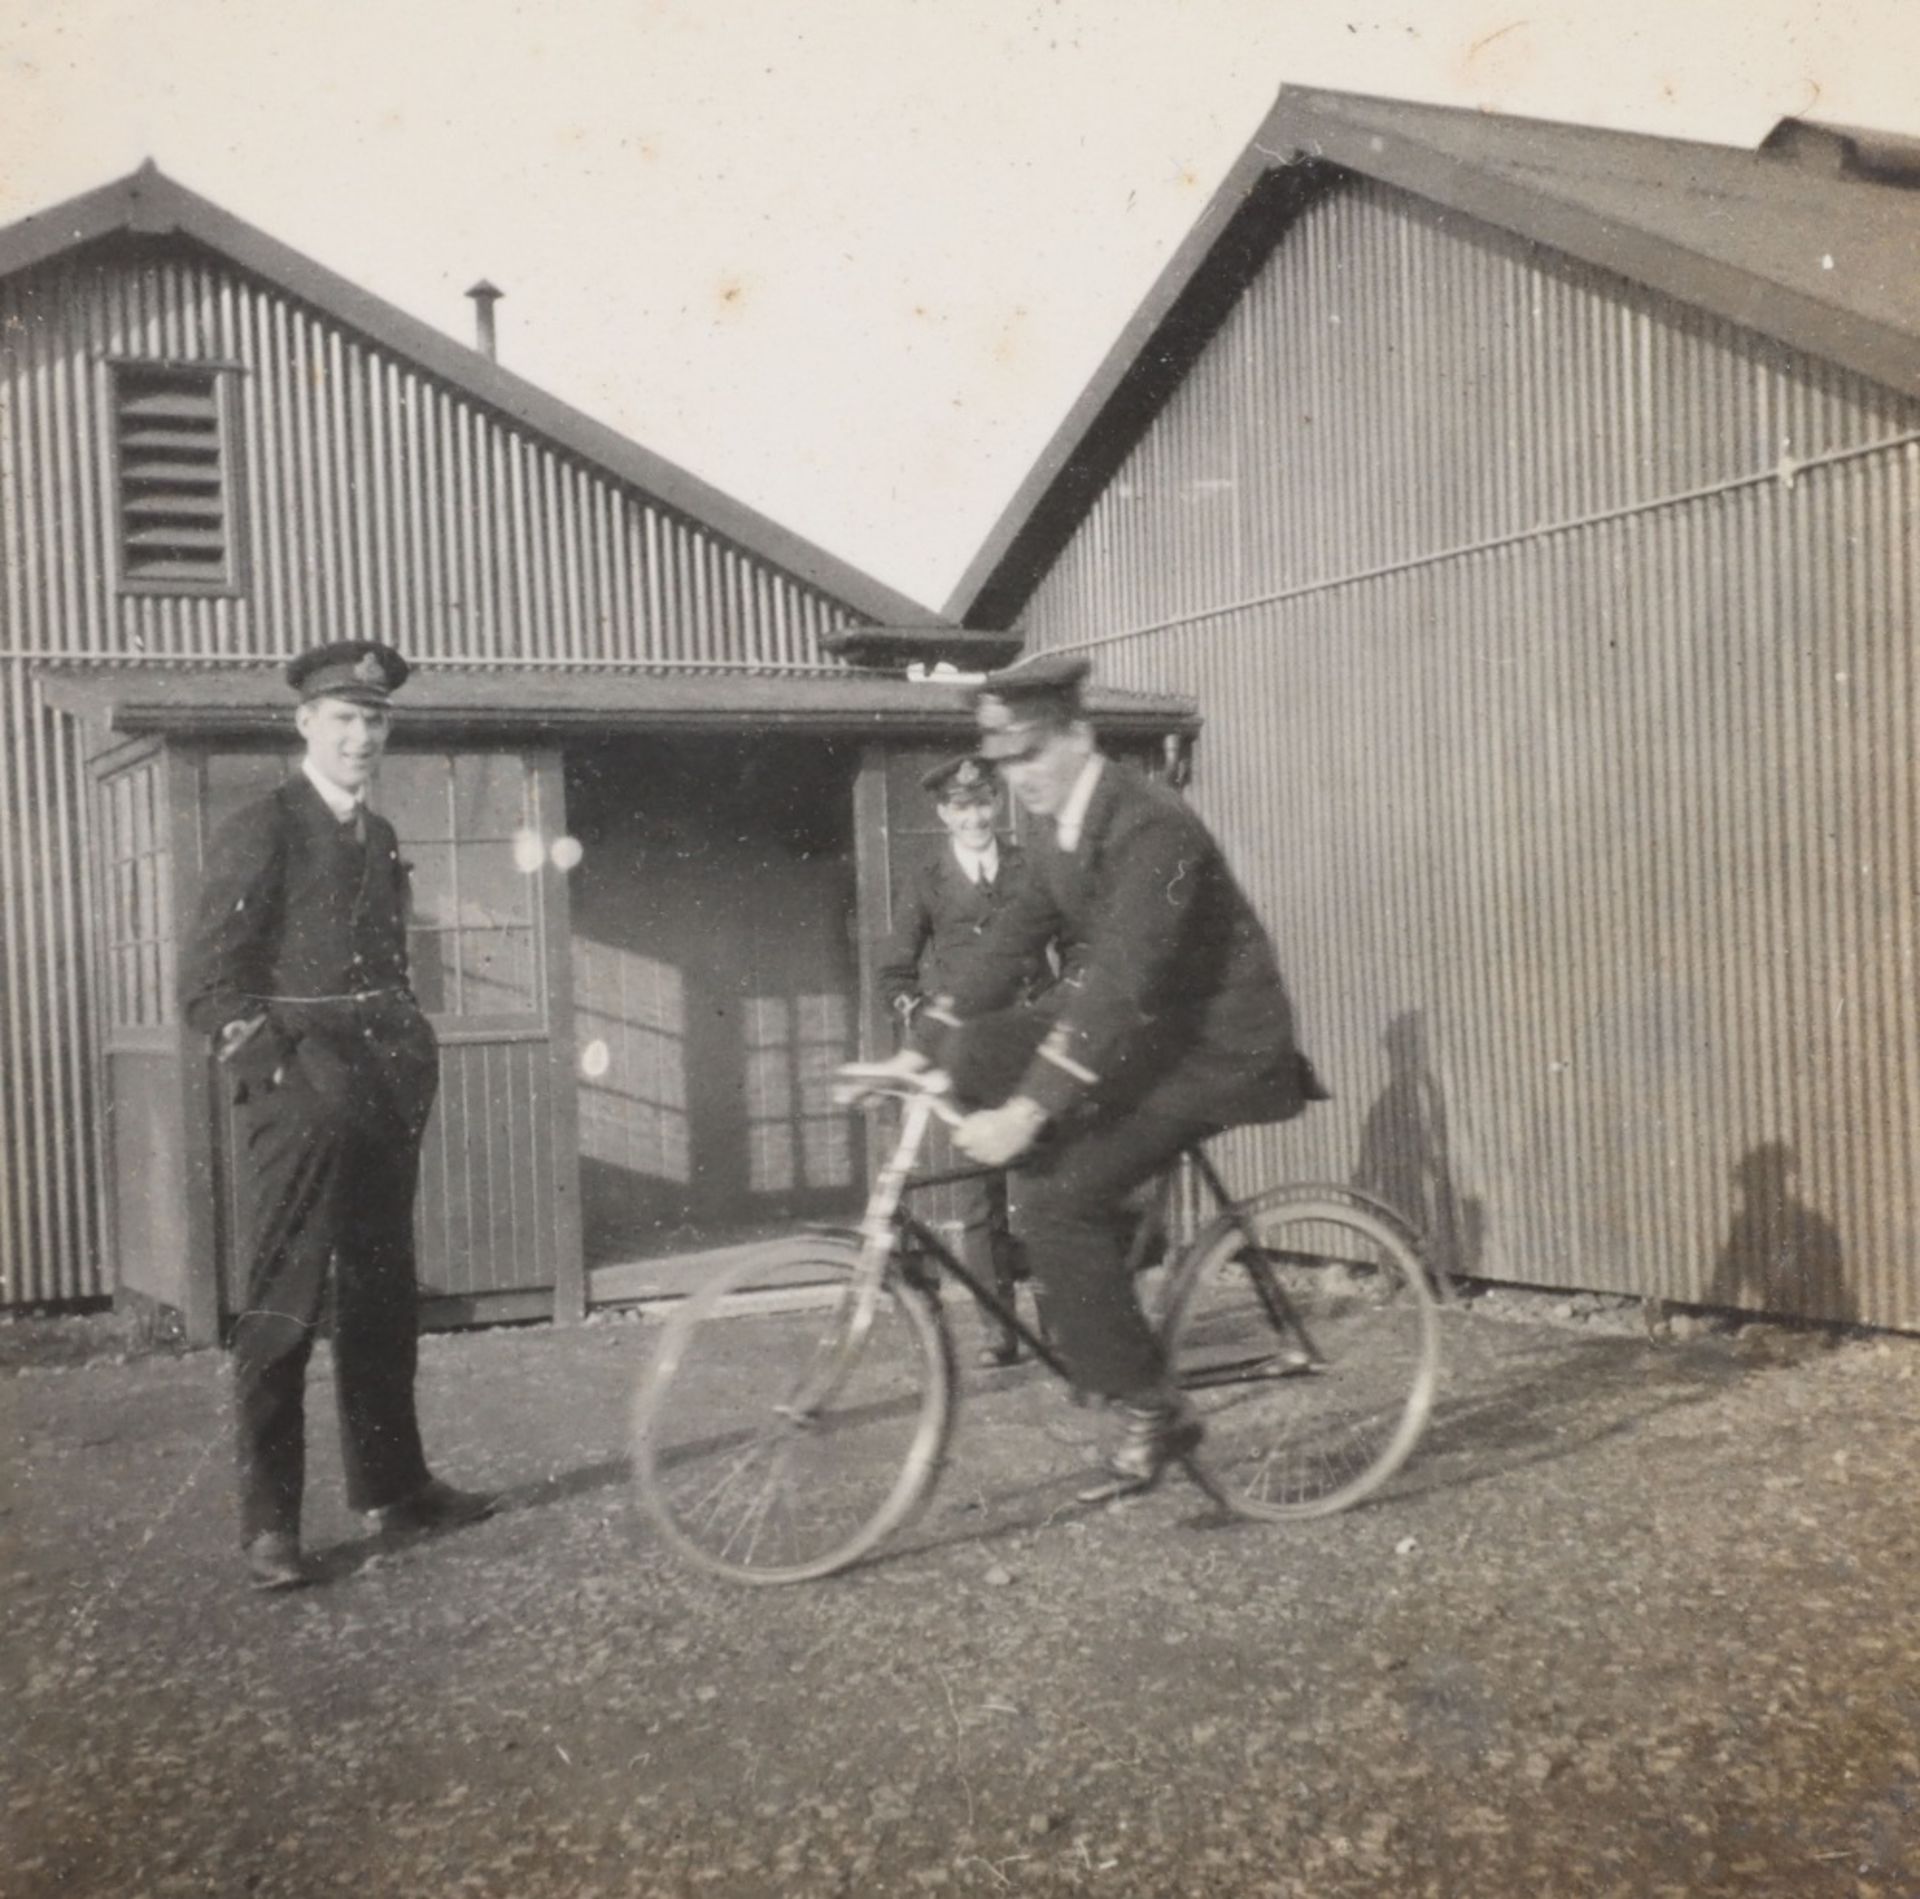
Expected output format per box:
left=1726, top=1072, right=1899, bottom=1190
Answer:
left=802, top=1116, right=852, bottom=1189
left=744, top=996, right=790, bottom=1048
left=637, top=1026, right=686, bottom=1110
left=451, top=754, right=527, bottom=837
left=112, top=860, right=138, bottom=946
left=405, top=844, right=455, bottom=930
left=797, top=991, right=851, bottom=1047
left=455, top=927, right=536, bottom=1015
left=134, top=853, right=159, bottom=945
left=749, top=1121, right=794, bottom=1195
left=455, top=839, right=533, bottom=928
left=795, top=1040, right=844, bottom=1118
left=155, top=852, right=175, bottom=944
left=377, top=753, right=452, bottom=843
left=131, top=766, right=155, bottom=855
left=745, top=1043, right=791, bottom=1119
left=140, top=941, right=164, bottom=1025
left=113, top=948, right=135, bottom=1028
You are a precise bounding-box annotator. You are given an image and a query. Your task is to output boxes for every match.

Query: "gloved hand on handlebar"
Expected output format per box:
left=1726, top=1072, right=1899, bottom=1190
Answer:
left=954, top=1096, right=1049, bottom=1167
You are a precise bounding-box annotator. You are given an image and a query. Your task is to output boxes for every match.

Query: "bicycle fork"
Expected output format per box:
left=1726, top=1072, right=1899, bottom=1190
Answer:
left=779, top=1091, right=938, bottom=1423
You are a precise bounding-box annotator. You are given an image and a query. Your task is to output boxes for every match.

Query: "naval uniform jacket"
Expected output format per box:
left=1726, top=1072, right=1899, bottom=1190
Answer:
left=875, top=839, right=1047, bottom=1022
left=922, top=760, right=1326, bottom=1129
left=181, top=775, right=436, bottom=1135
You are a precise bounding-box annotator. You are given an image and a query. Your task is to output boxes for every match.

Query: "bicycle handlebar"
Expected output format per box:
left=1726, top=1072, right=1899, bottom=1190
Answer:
left=832, top=1061, right=968, bottom=1128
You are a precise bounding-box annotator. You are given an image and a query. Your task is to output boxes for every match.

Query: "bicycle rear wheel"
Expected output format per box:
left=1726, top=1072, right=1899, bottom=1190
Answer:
left=633, top=1243, right=954, bottom=1584
left=1160, top=1187, right=1438, bottom=1520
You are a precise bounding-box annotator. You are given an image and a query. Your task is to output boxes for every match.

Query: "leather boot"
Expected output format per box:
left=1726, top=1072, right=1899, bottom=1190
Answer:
left=245, top=1530, right=309, bottom=1592
left=1076, top=1394, right=1204, bottom=1504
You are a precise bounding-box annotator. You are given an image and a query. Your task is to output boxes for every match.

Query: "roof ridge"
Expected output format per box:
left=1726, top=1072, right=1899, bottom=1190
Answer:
left=0, top=165, right=939, bottom=629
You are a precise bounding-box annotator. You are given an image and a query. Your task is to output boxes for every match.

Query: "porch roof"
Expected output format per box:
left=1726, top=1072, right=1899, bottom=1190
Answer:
left=34, top=660, right=1198, bottom=745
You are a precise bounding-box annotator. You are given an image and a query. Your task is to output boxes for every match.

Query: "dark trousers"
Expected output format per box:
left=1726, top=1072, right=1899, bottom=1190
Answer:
left=944, top=1008, right=1214, bottom=1403
left=228, top=1005, right=436, bottom=1541
left=955, top=1166, right=1022, bottom=1350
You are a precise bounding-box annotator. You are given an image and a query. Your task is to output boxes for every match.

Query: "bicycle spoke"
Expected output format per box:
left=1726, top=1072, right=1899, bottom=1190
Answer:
left=1163, top=1192, right=1439, bottom=1520
left=634, top=1247, right=953, bottom=1584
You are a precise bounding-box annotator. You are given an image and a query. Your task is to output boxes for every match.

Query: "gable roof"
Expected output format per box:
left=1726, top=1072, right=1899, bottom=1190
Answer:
left=948, top=85, right=1920, bottom=627
left=0, top=163, right=938, bottom=629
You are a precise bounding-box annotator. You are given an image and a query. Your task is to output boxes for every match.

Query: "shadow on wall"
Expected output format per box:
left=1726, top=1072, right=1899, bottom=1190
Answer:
left=1707, top=1141, right=1855, bottom=1325
left=1350, top=1011, right=1485, bottom=1289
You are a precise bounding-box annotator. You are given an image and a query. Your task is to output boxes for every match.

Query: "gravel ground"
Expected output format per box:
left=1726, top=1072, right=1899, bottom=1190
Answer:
left=3, top=1295, right=1918, bottom=1898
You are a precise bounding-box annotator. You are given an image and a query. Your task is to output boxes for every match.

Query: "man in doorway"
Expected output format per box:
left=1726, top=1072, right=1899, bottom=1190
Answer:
left=914, top=655, right=1327, bottom=1498
left=875, top=753, right=1049, bottom=1366
left=182, top=640, right=495, bottom=1590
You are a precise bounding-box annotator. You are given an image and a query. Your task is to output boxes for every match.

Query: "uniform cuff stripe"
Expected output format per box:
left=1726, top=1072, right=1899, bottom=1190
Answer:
left=1038, top=1043, right=1099, bottom=1085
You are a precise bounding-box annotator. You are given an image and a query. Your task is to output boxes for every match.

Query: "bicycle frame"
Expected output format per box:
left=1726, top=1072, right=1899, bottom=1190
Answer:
left=842, top=1075, right=1072, bottom=1380
left=838, top=1068, right=1338, bottom=1396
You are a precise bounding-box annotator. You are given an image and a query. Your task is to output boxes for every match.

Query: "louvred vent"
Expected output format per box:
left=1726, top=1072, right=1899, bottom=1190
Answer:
left=114, top=365, right=233, bottom=586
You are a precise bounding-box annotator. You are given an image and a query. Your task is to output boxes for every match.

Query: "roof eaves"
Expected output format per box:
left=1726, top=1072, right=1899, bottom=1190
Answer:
left=0, top=165, right=936, bottom=628
left=34, top=656, right=1196, bottom=741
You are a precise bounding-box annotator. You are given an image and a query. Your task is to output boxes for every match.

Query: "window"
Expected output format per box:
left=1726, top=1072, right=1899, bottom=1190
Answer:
left=376, top=752, right=541, bottom=1021
left=111, top=362, right=240, bottom=592
left=100, top=756, right=174, bottom=1029
left=573, top=944, right=691, bottom=1185
left=743, top=990, right=854, bottom=1194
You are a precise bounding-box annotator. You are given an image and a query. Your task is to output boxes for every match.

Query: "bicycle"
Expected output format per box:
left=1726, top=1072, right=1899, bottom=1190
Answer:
left=632, top=1063, right=1440, bottom=1585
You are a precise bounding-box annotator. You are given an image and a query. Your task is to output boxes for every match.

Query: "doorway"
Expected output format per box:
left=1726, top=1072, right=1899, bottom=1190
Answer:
left=564, top=733, right=865, bottom=1267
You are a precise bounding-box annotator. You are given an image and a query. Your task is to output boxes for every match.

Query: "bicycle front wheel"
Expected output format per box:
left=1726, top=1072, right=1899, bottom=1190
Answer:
left=1160, top=1188, right=1439, bottom=1520
left=633, top=1243, right=954, bottom=1585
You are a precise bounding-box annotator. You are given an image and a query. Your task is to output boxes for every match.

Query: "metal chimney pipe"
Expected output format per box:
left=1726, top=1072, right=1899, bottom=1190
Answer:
left=466, top=280, right=504, bottom=361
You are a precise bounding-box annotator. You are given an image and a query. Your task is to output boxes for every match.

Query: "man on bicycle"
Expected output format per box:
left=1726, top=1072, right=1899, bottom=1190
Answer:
left=910, top=653, right=1328, bottom=1498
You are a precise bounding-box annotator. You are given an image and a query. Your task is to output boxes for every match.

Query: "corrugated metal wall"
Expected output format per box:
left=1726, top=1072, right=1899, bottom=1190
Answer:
left=0, top=239, right=860, bottom=1305
left=1019, top=177, right=1920, bottom=1330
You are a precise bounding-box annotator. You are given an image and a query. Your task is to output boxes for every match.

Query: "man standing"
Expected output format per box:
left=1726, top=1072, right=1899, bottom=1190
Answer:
left=875, top=754, right=1045, bottom=1365
left=915, top=655, right=1327, bottom=1499
left=182, top=640, right=494, bottom=1590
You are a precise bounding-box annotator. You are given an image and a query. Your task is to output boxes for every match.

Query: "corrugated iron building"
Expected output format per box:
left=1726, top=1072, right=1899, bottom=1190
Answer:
left=0, top=163, right=1188, bottom=1332
left=950, top=90, right=1920, bottom=1331
left=0, top=165, right=910, bottom=1317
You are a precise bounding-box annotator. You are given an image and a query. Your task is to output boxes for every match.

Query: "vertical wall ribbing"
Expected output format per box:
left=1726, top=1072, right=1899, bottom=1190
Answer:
left=1021, top=179, right=1920, bottom=1329
left=0, top=241, right=865, bottom=1303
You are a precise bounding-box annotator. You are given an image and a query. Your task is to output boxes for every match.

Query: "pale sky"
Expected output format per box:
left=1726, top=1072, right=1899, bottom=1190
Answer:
left=3, top=1, right=1914, bottom=611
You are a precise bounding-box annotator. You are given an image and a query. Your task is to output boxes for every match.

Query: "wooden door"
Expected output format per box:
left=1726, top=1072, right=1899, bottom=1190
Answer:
left=380, top=746, right=583, bottom=1321
left=201, top=743, right=584, bottom=1328
left=93, top=741, right=223, bottom=1342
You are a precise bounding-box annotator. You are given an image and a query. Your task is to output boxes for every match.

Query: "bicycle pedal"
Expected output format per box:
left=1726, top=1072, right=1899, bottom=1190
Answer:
left=1074, top=1469, right=1157, bottom=1507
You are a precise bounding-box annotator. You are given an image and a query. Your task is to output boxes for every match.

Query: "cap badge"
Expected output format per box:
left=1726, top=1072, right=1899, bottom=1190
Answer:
left=954, top=759, right=983, bottom=786
left=976, top=696, right=1012, bottom=730
left=353, top=652, right=386, bottom=688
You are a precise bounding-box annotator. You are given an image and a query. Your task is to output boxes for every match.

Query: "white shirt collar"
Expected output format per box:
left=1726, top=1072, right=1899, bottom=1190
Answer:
left=950, top=837, right=1000, bottom=885
left=302, top=757, right=366, bottom=822
left=1055, top=753, right=1106, bottom=852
